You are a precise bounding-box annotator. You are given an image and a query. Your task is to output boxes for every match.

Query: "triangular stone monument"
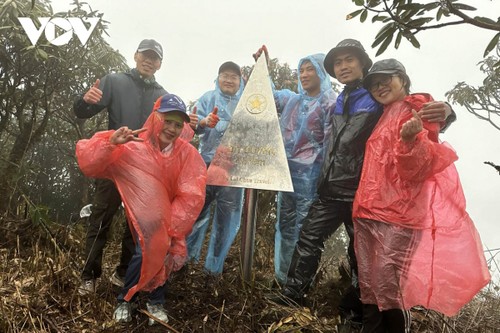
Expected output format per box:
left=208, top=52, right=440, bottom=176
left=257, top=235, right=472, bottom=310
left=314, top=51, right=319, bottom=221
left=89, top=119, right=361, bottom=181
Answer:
left=207, top=55, right=293, bottom=192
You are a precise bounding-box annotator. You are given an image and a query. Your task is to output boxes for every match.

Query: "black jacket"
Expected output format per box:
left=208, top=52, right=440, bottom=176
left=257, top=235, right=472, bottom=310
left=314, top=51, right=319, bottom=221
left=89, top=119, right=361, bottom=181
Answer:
left=317, top=85, right=382, bottom=201
left=73, top=69, right=167, bottom=130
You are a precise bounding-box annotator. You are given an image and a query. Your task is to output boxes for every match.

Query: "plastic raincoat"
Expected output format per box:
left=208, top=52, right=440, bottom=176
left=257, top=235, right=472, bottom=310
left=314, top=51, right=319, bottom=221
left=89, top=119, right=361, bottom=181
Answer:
left=186, top=76, right=245, bottom=274
left=76, top=111, right=206, bottom=301
left=283, top=84, right=381, bottom=302
left=273, top=54, right=337, bottom=283
left=353, top=93, right=490, bottom=316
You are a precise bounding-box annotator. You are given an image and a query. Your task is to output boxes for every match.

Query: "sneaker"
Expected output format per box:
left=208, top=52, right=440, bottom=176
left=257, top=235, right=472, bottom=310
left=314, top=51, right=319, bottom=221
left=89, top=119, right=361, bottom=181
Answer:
left=146, top=302, right=169, bottom=326
left=78, top=279, right=95, bottom=296
left=110, top=270, right=125, bottom=288
left=113, top=302, right=133, bottom=323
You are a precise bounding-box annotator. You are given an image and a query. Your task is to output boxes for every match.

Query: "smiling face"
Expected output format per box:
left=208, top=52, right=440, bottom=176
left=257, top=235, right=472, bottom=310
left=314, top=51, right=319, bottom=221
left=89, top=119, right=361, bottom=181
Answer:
left=332, top=51, right=364, bottom=85
left=299, top=60, right=321, bottom=96
left=366, top=73, right=407, bottom=105
left=218, top=70, right=240, bottom=96
left=134, top=50, right=162, bottom=79
left=158, top=112, right=184, bottom=149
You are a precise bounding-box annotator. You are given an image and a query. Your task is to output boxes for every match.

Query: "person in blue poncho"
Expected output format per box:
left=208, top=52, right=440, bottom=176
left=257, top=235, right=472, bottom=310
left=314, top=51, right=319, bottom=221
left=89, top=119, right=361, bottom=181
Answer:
left=186, top=61, right=245, bottom=277
left=253, top=47, right=337, bottom=285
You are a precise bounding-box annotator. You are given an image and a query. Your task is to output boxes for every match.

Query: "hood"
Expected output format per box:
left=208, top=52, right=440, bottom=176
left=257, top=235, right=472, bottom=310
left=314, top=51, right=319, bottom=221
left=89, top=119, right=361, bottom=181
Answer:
left=297, top=53, right=332, bottom=97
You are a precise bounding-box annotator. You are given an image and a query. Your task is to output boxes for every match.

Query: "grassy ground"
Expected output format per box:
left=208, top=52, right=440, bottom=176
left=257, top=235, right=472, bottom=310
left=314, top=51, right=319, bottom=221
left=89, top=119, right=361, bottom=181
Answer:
left=0, top=216, right=499, bottom=332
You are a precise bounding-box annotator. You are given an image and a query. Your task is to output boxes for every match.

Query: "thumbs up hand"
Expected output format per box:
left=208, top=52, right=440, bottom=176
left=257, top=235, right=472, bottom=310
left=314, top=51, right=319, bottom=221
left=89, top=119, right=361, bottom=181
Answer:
left=189, top=106, right=199, bottom=130
left=207, top=106, right=220, bottom=128
left=83, top=79, right=103, bottom=104
left=200, top=106, right=220, bottom=128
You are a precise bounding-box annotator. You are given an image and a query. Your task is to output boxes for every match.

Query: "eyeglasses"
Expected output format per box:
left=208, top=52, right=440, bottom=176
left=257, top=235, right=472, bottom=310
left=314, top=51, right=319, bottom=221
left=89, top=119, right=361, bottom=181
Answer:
left=138, top=50, right=161, bottom=61
left=367, top=74, right=398, bottom=92
left=218, top=73, right=239, bottom=82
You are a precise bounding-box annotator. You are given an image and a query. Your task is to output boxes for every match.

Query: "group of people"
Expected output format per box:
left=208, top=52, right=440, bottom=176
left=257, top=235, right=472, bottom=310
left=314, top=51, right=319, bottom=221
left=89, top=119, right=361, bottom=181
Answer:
left=74, top=37, right=490, bottom=331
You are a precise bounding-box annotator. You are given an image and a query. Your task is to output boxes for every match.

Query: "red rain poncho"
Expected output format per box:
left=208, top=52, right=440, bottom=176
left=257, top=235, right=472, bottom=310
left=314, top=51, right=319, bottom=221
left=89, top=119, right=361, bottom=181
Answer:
left=76, top=111, right=206, bottom=301
left=353, top=94, right=490, bottom=316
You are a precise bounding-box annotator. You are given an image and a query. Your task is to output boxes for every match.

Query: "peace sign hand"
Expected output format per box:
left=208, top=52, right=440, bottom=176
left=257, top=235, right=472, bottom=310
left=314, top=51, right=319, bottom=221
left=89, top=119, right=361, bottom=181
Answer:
left=109, top=127, right=147, bottom=145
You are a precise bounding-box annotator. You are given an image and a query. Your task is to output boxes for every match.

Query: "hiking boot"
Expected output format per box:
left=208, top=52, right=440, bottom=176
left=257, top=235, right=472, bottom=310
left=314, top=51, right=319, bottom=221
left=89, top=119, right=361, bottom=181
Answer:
left=267, top=287, right=305, bottom=306
left=146, top=302, right=169, bottom=326
left=110, top=270, right=125, bottom=288
left=78, top=279, right=95, bottom=296
left=113, top=302, right=133, bottom=323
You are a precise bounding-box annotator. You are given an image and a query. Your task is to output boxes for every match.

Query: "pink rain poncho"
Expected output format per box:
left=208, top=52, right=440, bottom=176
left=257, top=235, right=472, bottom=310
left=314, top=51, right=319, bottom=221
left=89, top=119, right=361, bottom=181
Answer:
left=76, top=111, right=206, bottom=301
left=353, top=93, right=490, bottom=316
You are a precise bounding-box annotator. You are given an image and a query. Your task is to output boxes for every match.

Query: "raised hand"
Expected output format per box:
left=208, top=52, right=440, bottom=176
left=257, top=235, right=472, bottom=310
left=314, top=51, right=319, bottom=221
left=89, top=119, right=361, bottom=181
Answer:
left=201, top=106, right=220, bottom=128
left=418, top=101, right=451, bottom=123
left=400, top=109, right=423, bottom=143
left=252, top=45, right=270, bottom=65
left=83, top=79, right=103, bottom=104
left=109, top=127, right=146, bottom=145
left=189, top=106, right=199, bottom=130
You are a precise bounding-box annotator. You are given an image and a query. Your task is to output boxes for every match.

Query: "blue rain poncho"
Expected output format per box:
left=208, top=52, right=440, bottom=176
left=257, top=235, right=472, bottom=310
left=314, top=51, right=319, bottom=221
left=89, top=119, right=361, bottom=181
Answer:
left=273, top=54, right=337, bottom=283
left=195, top=77, right=244, bottom=164
left=187, top=75, right=246, bottom=274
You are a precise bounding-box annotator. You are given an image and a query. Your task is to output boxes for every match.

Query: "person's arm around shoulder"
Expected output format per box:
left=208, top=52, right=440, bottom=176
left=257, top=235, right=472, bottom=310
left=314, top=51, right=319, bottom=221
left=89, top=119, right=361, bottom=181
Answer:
left=418, top=101, right=456, bottom=132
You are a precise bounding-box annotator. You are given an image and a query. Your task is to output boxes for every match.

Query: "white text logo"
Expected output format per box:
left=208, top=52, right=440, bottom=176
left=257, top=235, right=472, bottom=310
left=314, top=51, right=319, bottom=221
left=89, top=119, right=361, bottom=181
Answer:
left=18, top=17, right=100, bottom=46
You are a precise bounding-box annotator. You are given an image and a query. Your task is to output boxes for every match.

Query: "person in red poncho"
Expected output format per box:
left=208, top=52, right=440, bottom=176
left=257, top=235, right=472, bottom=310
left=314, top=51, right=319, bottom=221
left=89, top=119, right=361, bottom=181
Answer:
left=76, top=93, right=206, bottom=326
left=353, top=59, right=491, bottom=333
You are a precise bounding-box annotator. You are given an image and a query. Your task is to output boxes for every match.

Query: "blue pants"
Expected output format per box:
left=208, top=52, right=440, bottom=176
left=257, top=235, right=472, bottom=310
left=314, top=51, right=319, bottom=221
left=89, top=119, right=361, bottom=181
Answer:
left=117, top=242, right=166, bottom=305
left=275, top=181, right=316, bottom=284
left=186, top=185, right=244, bottom=274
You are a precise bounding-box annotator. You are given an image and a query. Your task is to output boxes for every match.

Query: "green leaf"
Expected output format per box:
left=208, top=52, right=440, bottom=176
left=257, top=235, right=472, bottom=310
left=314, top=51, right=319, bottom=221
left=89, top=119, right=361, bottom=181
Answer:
left=399, top=3, right=424, bottom=11
left=423, top=2, right=441, bottom=11
left=375, top=33, right=394, bottom=56
left=406, top=33, right=421, bottom=49
left=394, top=31, right=403, bottom=49
left=473, top=16, right=497, bottom=25
left=354, top=0, right=364, bottom=6
left=437, top=7, right=443, bottom=20
left=372, top=15, right=389, bottom=22
left=483, top=32, right=500, bottom=58
left=372, top=23, right=395, bottom=47
left=401, top=8, right=420, bottom=22
left=347, top=9, right=364, bottom=20
left=408, top=17, right=433, bottom=27
left=360, top=9, right=368, bottom=23
left=452, top=3, right=477, bottom=11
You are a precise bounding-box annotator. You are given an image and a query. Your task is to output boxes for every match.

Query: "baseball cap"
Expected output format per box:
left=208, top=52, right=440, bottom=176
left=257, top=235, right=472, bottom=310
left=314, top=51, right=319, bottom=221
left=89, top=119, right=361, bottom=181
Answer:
left=154, top=94, right=190, bottom=123
left=363, top=58, right=406, bottom=88
left=218, top=61, right=241, bottom=76
left=323, top=38, right=373, bottom=78
left=137, top=39, right=163, bottom=60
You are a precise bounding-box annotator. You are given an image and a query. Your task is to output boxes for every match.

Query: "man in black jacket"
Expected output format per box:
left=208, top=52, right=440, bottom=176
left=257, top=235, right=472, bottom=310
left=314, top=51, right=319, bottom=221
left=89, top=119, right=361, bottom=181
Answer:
left=74, top=39, right=167, bottom=295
